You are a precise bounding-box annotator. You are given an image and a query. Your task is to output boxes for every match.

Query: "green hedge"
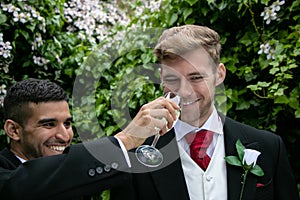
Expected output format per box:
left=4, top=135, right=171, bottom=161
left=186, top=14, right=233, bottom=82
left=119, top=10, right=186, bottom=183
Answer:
left=1, top=0, right=299, bottom=196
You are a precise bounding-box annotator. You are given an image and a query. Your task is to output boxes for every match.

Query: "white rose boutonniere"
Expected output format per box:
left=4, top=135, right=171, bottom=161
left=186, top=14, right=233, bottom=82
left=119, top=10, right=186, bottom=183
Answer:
left=224, top=139, right=264, bottom=200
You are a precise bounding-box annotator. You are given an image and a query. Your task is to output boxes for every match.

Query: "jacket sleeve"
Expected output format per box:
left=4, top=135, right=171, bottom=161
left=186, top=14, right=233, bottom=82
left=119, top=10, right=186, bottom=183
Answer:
left=273, top=136, right=299, bottom=200
left=0, top=136, right=132, bottom=200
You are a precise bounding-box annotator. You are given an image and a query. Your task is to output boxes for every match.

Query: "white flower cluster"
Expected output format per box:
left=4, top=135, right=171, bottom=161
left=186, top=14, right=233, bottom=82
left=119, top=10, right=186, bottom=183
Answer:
left=0, top=84, right=6, bottom=95
left=33, top=55, right=50, bottom=67
left=1, top=0, right=162, bottom=70
left=0, top=84, right=6, bottom=107
left=258, top=43, right=275, bottom=60
left=260, top=0, right=285, bottom=24
left=1, top=2, right=49, bottom=67
left=0, top=33, right=12, bottom=73
left=63, top=0, right=130, bottom=45
left=1, top=3, right=46, bottom=32
left=131, top=0, right=162, bottom=29
left=135, top=0, right=162, bottom=18
left=0, top=33, right=12, bottom=60
left=31, top=33, right=43, bottom=51
left=258, top=1, right=285, bottom=60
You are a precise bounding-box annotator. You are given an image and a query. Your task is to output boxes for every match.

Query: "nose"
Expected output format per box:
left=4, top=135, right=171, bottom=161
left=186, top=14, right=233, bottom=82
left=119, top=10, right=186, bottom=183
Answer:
left=55, top=124, right=71, bottom=142
left=178, top=78, right=193, bottom=97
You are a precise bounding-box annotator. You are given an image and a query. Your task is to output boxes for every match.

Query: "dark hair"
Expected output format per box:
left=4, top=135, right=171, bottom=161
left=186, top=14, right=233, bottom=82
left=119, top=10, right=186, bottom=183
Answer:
left=3, top=78, right=69, bottom=125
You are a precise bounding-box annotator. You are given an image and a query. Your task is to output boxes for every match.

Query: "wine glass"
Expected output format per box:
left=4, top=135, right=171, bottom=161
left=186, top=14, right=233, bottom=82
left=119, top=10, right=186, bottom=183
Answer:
left=135, top=92, right=181, bottom=167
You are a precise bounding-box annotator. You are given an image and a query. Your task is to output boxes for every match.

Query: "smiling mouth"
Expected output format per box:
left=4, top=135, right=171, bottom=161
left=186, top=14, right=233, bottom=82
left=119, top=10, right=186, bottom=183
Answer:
left=48, top=145, right=67, bottom=152
left=182, top=98, right=200, bottom=106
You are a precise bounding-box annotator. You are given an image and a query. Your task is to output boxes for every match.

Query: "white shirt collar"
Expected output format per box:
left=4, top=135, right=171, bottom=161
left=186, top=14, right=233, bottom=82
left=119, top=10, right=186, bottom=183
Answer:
left=15, top=155, right=27, bottom=163
left=174, top=106, right=223, bottom=142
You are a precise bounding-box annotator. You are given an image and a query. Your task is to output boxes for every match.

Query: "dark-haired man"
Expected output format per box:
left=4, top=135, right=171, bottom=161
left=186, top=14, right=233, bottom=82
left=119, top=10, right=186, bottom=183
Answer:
left=0, top=78, right=179, bottom=199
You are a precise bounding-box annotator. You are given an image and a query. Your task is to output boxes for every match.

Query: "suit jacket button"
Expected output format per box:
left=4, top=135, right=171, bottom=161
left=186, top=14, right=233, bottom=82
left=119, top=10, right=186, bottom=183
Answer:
left=96, top=166, right=103, bottom=174
left=111, top=162, right=119, bottom=169
left=104, top=165, right=111, bottom=172
left=88, top=168, right=96, bottom=177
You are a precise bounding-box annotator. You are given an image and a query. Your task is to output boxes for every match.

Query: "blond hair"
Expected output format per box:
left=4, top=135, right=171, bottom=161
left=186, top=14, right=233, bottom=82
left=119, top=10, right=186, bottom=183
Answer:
left=154, top=25, right=221, bottom=68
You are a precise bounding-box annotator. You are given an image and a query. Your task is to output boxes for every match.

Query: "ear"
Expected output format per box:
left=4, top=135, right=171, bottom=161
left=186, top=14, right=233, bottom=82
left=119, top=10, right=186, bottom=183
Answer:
left=159, top=67, right=166, bottom=91
left=215, top=63, right=226, bottom=86
left=4, top=119, right=22, bottom=141
left=159, top=67, right=163, bottom=81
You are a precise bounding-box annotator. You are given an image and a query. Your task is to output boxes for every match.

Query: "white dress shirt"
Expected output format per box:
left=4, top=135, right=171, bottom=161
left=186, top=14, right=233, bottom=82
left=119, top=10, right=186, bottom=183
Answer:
left=174, top=107, right=228, bottom=200
left=175, top=107, right=224, bottom=155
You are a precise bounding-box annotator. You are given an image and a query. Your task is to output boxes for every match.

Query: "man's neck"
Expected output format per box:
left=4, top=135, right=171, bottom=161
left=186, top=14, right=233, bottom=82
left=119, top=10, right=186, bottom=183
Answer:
left=9, top=146, right=28, bottom=163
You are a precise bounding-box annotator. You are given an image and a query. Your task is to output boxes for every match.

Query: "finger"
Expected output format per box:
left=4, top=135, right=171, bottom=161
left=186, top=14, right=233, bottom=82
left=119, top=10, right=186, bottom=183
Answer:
left=148, top=108, right=175, bottom=129
left=152, top=98, right=179, bottom=121
left=150, top=117, right=168, bottom=135
left=145, top=97, right=180, bottom=112
left=140, top=98, right=177, bottom=122
left=165, top=100, right=179, bottom=121
left=123, top=108, right=171, bottom=139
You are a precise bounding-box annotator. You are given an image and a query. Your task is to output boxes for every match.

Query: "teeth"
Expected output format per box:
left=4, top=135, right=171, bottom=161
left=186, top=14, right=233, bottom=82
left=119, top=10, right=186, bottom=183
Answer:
left=49, top=146, right=66, bottom=152
left=182, top=98, right=200, bottom=106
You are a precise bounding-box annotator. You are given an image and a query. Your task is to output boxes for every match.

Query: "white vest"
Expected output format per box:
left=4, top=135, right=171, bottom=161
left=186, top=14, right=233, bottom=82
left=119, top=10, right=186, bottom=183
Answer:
left=179, top=133, right=228, bottom=200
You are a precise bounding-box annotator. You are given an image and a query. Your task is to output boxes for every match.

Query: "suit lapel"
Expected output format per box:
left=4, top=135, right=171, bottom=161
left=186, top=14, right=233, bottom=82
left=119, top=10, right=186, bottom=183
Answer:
left=223, top=117, right=259, bottom=200
left=151, top=130, right=190, bottom=200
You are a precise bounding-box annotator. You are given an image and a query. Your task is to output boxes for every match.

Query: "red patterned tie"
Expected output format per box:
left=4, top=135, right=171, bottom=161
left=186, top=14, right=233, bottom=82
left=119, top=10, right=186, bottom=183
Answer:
left=186, top=130, right=214, bottom=171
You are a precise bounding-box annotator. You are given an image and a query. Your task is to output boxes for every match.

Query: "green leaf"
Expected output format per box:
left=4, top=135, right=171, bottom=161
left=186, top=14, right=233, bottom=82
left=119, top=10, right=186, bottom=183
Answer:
left=183, top=8, right=193, bottom=21
left=261, top=0, right=269, bottom=5
left=186, top=0, right=198, bottom=6
left=274, top=96, right=289, bottom=104
left=224, top=156, right=243, bottom=167
left=0, top=14, right=7, bottom=24
left=169, top=13, right=178, bottom=26
left=236, top=100, right=250, bottom=110
left=269, top=67, right=279, bottom=75
left=295, top=109, right=300, bottom=118
left=236, top=139, right=245, bottom=161
left=250, top=165, right=264, bottom=177
left=247, top=84, right=259, bottom=91
left=239, top=32, right=253, bottom=46
left=257, top=81, right=271, bottom=88
left=19, top=30, right=30, bottom=40
left=101, top=190, right=110, bottom=200
left=141, top=53, right=151, bottom=64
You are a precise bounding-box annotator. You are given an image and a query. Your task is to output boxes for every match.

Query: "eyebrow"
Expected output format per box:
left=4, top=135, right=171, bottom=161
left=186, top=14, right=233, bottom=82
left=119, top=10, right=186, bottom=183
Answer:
left=187, top=72, right=207, bottom=76
left=37, top=117, right=73, bottom=124
left=163, top=72, right=207, bottom=79
left=163, top=74, right=179, bottom=78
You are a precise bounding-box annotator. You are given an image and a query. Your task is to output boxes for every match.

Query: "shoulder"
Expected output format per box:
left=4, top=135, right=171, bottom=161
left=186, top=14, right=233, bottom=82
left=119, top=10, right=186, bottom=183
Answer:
left=223, top=116, right=282, bottom=146
left=222, top=116, right=289, bottom=165
left=0, top=147, right=21, bottom=169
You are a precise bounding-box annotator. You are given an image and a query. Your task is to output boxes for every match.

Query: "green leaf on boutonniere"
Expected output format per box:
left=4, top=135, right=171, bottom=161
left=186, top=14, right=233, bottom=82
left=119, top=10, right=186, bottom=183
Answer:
left=250, top=164, right=264, bottom=177
left=225, top=140, right=264, bottom=177
left=224, top=155, right=243, bottom=167
left=236, top=139, right=245, bottom=161
left=225, top=139, right=264, bottom=200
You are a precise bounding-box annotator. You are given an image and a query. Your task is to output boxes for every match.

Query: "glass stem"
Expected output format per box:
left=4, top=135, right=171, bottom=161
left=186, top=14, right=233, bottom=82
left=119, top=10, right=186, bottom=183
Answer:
left=151, top=133, right=160, bottom=147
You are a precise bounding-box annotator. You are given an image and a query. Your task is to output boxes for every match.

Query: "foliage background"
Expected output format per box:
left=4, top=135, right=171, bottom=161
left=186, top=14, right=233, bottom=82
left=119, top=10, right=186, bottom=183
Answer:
left=1, top=0, right=299, bottom=197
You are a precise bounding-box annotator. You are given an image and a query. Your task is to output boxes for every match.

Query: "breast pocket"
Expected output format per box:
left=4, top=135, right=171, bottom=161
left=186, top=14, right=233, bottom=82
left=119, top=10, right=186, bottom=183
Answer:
left=255, top=179, right=273, bottom=200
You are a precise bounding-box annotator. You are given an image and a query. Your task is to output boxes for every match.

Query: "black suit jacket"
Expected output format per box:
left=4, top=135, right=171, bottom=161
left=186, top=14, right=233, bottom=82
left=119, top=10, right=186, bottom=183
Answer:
left=110, top=116, right=299, bottom=200
left=0, top=137, right=131, bottom=200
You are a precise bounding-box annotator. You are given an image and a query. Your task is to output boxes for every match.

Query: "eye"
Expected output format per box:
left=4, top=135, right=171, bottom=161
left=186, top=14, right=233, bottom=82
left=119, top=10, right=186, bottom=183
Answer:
left=64, top=121, right=72, bottom=128
left=163, top=76, right=180, bottom=83
left=189, top=75, right=204, bottom=82
left=42, top=122, right=56, bottom=128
